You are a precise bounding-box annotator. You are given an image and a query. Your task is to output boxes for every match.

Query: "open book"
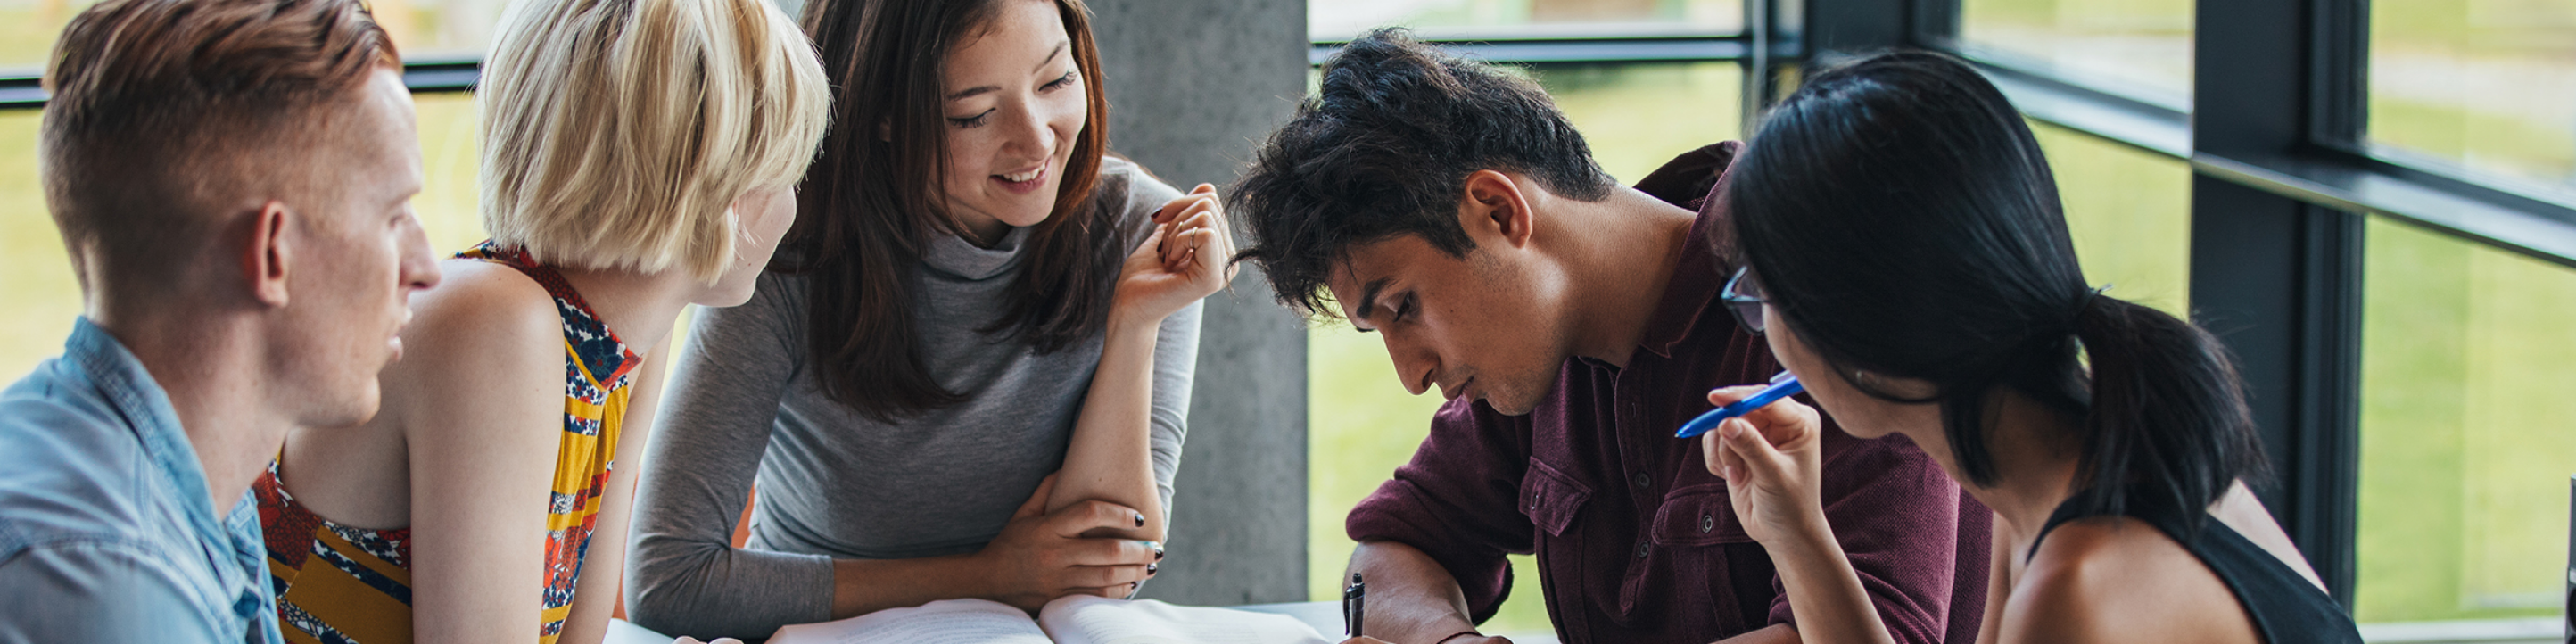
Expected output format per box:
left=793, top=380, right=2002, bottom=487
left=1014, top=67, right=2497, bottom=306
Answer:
left=767, top=595, right=1337, bottom=644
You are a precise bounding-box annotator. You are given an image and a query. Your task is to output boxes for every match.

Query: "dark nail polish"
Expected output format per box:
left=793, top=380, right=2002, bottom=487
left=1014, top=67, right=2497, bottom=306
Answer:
left=1134, top=512, right=1145, bottom=527
left=1146, top=563, right=1160, bottom=575
left=1152, top=541, right=1165, bottom=560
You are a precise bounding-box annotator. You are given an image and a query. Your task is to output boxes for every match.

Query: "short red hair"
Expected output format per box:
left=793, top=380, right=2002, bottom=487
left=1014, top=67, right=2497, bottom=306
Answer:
left=39, top=0, right=400, bottom=292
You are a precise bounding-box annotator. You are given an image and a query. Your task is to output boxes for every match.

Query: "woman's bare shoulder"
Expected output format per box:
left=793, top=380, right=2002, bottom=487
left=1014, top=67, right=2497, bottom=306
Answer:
left=402, top=260, right=565, bottom=359
left=1996, top=516, right=2261, bottom=644
left=379, top=259, right=566, bottom=430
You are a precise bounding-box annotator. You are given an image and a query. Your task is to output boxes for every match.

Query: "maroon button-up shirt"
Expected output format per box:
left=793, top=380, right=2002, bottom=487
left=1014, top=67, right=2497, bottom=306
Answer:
left=1345, top=143, right=1991, bottom=644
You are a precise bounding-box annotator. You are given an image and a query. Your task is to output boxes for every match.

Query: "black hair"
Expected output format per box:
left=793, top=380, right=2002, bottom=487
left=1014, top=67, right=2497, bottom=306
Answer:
left=1725, top=50, right=2267, bottom=524
left=1228, top=28, right=1616, bottom=317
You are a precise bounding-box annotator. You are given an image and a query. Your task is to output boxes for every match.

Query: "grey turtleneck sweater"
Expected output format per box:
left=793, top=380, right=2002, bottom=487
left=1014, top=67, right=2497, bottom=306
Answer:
left=623, top=158, right=1198, bottom=639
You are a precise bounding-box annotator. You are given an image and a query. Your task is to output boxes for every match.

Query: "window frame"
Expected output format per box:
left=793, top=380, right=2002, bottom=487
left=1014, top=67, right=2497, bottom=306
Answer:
left=0, top=56, right=480, bottom=109
left=1934, top=3, right=2576, bottom=268
left=1922, top=0, right=2573, bottom=613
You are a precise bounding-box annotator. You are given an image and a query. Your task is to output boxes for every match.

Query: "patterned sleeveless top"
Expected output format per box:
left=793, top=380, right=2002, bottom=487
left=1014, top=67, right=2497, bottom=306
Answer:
left=255, top=240, right=641, bottom=644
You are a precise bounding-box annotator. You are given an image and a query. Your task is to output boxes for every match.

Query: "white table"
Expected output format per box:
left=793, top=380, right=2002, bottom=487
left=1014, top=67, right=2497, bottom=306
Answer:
left=607, top=618, right=680, bottom=644
left=606, top=601, right=1559, bottom=644
left=1228, top=602, right=1560, bottom=644
left=1230, top=600, right=1348, bottom=634
left=1220, top=602, right=1556, bottom=644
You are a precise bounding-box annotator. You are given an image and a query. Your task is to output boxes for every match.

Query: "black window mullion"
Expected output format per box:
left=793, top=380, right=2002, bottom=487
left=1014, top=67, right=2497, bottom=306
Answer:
left=403, top=60, right=482, bottom=94
left=0, top=58, right=480, bottom=110
left=0, top=77, right=41, bottom=110
left=1776, top=0, right=1941, bottom=119
left=1741, top=0, right=1782, bottom=133
left=1907, top=0, right=1961, bottom=50
left=2306, top=0, right=2368, bottom=149
left=1803, top=0, right=1907, bottom=57
left=2191, top=0, right=2364, bottom=608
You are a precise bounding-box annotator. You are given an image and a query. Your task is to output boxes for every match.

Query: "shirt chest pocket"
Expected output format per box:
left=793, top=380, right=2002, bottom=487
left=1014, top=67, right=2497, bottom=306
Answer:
left=1649, top=483, right=1754, bottom=547
left=1517, top=458, right=1594, bottom=536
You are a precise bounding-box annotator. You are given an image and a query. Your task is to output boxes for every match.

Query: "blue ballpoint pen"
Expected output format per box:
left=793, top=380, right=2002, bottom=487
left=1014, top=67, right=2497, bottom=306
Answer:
left=1674, top=371, right=1804, bottom=439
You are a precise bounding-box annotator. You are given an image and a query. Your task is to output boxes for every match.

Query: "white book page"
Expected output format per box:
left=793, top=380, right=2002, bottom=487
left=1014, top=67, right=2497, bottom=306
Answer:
left=1036, top=595, right=1335, bottom=644
left=767, top=599, right=1053, bottom=644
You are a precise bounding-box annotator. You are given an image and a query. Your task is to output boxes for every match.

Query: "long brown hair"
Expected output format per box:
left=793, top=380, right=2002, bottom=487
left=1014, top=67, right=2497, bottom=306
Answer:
left=781, top=0, right=1119, bottom=421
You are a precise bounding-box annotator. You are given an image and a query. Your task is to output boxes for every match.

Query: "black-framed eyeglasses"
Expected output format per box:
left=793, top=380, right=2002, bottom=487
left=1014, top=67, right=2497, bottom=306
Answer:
left=1721, top=266, right=1769, bottom=333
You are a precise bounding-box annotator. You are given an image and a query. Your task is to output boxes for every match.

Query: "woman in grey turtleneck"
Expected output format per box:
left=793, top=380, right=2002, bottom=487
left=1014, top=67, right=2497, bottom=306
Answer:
left=621, top=0, right=1235, bottom=638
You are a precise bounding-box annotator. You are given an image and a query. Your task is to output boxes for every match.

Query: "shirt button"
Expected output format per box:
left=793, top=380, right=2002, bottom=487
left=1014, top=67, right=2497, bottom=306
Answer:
left=1634, top=540, right=1651, bottom=558
left=1631, top=472, right=1651, bottom=489
left=1700, top=514, right=1716, bottom=533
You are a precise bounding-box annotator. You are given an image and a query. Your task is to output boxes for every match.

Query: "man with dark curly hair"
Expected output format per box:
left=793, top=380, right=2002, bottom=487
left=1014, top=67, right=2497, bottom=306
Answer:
left=1229, top=29, right=1986, bottom=644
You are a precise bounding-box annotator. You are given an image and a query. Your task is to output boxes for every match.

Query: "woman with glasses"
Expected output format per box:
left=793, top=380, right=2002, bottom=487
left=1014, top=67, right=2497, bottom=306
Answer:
left=1697, top=51, right=2364, bottom=643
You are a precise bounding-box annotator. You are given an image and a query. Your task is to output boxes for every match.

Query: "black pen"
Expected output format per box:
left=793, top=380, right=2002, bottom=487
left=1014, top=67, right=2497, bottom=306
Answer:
left=1343, top=573, right=1366, bottom=638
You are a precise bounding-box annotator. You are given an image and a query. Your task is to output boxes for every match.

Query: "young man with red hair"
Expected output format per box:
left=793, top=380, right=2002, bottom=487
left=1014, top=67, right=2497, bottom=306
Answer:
left=0, top=0, right=440, bottom=640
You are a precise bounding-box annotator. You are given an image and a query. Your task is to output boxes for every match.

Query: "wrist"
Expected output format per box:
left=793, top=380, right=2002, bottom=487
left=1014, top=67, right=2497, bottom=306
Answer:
left=1392, top=615, right=1484, bottom=644
left=955, top=549, right=1002, bottom=600
left=1765, top=509, right=1844, bottom=562
left=1432, top=631, right=1484, bottom=644
left=1105, top=307, right=1163, bottom=339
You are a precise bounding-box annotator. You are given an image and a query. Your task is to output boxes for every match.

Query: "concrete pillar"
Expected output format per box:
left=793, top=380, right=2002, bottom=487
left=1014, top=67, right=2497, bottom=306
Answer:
left=1086, top=0, right=1312, bottom=607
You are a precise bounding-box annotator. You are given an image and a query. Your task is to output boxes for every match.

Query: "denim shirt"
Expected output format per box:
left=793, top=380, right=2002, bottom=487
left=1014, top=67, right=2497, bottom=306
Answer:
left=0, top=318, right=284, bottom=644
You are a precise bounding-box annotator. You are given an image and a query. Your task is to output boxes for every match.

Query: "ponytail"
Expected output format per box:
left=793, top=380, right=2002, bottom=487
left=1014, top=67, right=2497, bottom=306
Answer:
left=1722, top=49, right=2271, bottom=530
left=2062, top=294, right=2268, bottom=525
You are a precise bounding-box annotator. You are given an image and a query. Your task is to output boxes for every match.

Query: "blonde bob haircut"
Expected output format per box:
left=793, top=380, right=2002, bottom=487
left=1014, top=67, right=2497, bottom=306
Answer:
left=478, top=0, right=830, bottom=282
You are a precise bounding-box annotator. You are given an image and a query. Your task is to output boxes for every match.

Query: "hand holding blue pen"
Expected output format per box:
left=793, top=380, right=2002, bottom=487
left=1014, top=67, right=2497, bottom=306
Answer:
left=1675, top=371, right=1804, bottom=439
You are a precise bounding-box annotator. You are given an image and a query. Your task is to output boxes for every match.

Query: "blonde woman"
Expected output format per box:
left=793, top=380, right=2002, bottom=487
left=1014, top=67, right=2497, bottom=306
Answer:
left=253, top=0, right=831, bottom=642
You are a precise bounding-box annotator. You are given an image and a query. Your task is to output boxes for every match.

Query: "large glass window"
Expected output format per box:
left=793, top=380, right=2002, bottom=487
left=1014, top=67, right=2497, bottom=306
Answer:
left=1310, top=0, right=1743, bottom=41
left=415, top=92, right=491, bottom=249
left=1958, top=0, right=2193, bottom=105
left=0, top=109, right=74, bottom=380
left=2355, top=215, right=2575, bottom=630
left=1535, top=62, right=1742, bottom=182
left=368, top=0, right=516, bottom=62
left=0, top=0, right=511, bottom=77
left=2029, top=121, right=2192, bottom=314
left=2367, top=0, right=2576, bottom=199
left=0, top=0, right=96, bottom=76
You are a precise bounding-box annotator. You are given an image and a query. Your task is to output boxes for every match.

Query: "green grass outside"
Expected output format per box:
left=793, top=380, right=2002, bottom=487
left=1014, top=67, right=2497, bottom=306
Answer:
left=414, top=93, right=495, bottom=250
left=0, top=3, right=93, bottom=75
left=2352, top=0, right=2575, bottom=622
left=2356, top=218, right=2576, bottom=622
left=2369, top=0, right=2576, bottom=194
left=0, top=1, right=494, bottom=78
left=0, top=110, right=76, bottom=377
